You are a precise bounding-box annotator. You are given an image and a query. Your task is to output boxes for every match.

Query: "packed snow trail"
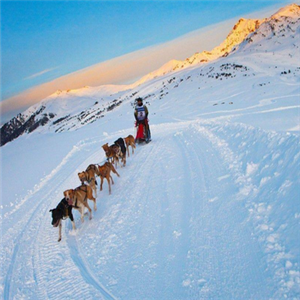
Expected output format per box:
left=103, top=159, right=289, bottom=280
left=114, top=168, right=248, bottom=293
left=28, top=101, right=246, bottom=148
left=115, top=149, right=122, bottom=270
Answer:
left=1, top=121, right=299, bottom=299
left=67, top=236, right=117, bottom=300
left=78, top=122, right=276, bottom=300
left=1, top=134, right=127, bottom=300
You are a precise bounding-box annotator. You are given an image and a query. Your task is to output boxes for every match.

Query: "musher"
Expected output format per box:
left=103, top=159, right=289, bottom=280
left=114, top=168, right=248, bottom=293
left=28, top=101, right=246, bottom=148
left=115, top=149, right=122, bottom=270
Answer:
left=134, top=97, right=151, bottom=143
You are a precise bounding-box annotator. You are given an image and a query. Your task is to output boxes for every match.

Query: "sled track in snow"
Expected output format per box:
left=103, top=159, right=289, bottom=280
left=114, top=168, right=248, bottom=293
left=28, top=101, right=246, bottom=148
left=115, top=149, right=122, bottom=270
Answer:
left=149, top=123, right=272, bottom=299
left=67, top=236, right=118, bottom=300
left=2, top=161, right=77, bottom=300
left=1, top=138, right=116, bottom=300
left=179, top=123, right=271, bottom=299
left=72, top=122, right=273, bottom=299
left=3, top=199, right=45, bottom=299
left=69, top=131, right=183, bottom=299
left=174, top=129, right=210, bottom=299
left=3, top=121, right=298, bottom=299
left=31, top=138, right=121, bottom=300
left=96, top=137, right=167, bottom=298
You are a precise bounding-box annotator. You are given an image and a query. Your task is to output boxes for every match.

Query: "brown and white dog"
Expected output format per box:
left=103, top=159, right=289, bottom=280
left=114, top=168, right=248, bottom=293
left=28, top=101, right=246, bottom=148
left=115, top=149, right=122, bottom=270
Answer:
left=49, top=198, right=75, bottom=242
left=63, top=184, right=96, bottom=222
left=97, top=162, right=120, bottom=194
left=78, top=164, right=98, bottom=197
left=124, top=134, right=136, bottom=157
left=102, top=143, right=122, bottom=168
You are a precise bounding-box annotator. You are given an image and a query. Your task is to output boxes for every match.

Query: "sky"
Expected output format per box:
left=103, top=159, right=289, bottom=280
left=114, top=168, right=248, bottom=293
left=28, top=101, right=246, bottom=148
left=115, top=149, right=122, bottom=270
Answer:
left=0, top=0, right=293, bottom=122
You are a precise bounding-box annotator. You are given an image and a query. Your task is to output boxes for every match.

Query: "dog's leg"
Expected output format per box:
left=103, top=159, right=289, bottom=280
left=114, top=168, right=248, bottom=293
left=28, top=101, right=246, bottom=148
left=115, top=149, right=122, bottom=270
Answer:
left=83, top=202, right=92, bottom=220
left=58, top=221, right=62, bottom=242
left=69, top=212, right=76, bottom=231
left=114, top=156, right=119, bottom=169
left=110, top=174, right=114, bottom=185
left=123, top=154, right=126, bottom=167
left=80, top=207, right=85, bottom=223
left=87, top=187, right=97, bottom=212
left=92, top=196, right=97, bottom=211
left=92, top=180, right=97, bottom=198
left=100, top=176, right=104, bottom=191
left=119, top=155, right=123, bottom=168
left=127, top=143, right=130, bottom=157
left=71, top=221, right=76, bottom=230
left=117, top=155, right=121, bottom=168
left=107, top=176, right=111, bottom=195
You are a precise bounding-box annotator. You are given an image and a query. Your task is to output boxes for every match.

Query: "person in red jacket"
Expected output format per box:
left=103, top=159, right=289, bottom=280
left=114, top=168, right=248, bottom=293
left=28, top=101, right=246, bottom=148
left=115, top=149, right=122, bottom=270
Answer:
left=134, top=97, right=151, bottom=143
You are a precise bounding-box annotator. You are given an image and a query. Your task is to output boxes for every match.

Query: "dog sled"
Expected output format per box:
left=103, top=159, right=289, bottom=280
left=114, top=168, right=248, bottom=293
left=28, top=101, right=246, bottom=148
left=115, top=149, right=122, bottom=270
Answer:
left=135, top=120, right=151, bottom=144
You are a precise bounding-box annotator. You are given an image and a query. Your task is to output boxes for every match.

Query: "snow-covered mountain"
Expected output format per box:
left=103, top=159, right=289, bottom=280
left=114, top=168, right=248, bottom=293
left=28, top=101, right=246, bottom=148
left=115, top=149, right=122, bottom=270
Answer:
left=0, top=84, right=131, bottom=145
left=1, top=3, right=299, bottom=146
left=1, top=4, right=300, bottom=300
left=134, top=3, right=300, bottom=80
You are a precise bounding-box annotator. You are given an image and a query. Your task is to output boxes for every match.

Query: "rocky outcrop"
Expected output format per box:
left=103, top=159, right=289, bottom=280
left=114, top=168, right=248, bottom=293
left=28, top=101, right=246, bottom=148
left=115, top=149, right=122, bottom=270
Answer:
left=0, top=106, right=55, bottom=146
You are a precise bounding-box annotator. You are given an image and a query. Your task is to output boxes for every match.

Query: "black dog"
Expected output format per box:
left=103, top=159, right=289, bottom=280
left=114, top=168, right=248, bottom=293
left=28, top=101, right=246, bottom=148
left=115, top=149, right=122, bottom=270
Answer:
left=114, top=138, right=126, bottom=166
left=49, top=198, right=76, bottom=242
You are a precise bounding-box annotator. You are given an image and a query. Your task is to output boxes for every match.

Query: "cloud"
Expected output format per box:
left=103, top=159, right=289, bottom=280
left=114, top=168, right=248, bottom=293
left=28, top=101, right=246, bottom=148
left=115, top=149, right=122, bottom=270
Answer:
left=23, top=67, right=59, bottom=81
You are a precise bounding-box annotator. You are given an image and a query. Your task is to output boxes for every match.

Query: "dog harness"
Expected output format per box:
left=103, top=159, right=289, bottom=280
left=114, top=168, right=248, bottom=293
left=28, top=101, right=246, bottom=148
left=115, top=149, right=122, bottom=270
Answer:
left=71, top=185, right=88, bottom=208
left=81, top=172, right=95, bottom=184
left=57, top=198, right=70, bottom=219
left=86, top=165, right=97, bottom=172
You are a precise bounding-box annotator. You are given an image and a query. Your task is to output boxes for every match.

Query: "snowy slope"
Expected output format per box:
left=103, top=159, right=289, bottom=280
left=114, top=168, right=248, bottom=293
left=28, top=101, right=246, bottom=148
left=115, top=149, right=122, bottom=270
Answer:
left=1, top=4, right=300, bottom=300
left=0, top=84, right=132, bottom=145
left=131, top=3, right=300, bottom=83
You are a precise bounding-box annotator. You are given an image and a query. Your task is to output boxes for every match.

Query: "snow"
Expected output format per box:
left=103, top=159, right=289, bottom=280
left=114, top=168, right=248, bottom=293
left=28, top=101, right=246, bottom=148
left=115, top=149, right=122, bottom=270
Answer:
left=1, top=4, right=300, bottom=300
left=134, top=60, right=182, bottom=86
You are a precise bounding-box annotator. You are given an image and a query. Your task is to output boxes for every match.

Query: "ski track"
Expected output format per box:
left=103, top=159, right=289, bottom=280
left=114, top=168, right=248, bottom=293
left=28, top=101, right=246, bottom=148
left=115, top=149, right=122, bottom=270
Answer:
left=1, top=121, right=299, bottom=299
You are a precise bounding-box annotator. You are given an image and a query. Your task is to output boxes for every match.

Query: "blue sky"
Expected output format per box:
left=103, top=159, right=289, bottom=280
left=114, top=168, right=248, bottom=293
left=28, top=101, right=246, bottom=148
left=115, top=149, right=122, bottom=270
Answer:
left=1, top=0, right=289, bottom=101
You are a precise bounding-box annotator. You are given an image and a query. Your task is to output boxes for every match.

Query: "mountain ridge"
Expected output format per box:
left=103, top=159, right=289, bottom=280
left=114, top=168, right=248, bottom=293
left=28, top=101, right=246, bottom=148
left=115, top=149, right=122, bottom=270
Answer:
left=137, top=3, right=299, bottom=81
left=1, top=3, right=299, bottom=146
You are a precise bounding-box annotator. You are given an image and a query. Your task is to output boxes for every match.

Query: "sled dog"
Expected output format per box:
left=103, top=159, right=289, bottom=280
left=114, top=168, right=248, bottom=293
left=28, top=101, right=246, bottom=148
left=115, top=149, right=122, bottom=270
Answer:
left=49, top=198, right=75, bottom=242
left=63, top=184, right=96, bottom=222
left=114, top=138, right=126, bottom=167
left=97, top=162, right=120, bottom=194
left=102, top=143, right=122, bottom=168
left=124, top=134, right=136, bottom=157
left=78, top=164, right=98, bottom=197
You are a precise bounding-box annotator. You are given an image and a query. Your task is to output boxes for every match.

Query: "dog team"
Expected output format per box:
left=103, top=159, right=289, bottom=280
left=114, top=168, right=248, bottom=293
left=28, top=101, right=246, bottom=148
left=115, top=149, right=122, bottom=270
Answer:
left=49, top=135, right=136, bottom=242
